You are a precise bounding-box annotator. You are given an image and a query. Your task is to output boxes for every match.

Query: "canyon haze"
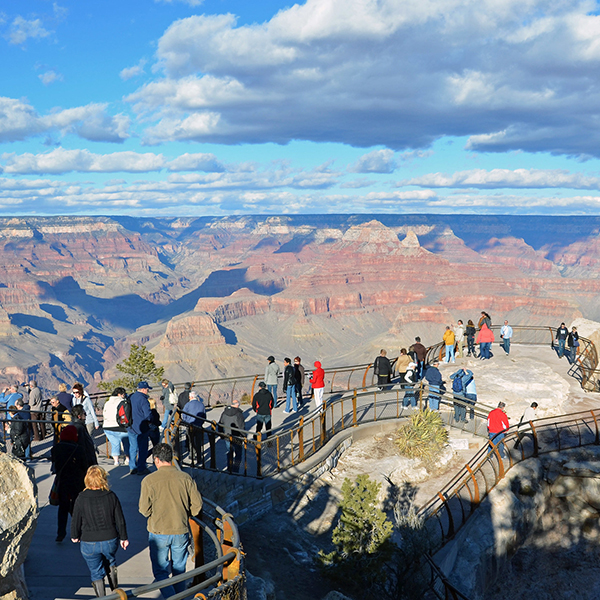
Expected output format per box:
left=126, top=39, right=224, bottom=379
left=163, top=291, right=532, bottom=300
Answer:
left=0, top=214, right=598, bottom=392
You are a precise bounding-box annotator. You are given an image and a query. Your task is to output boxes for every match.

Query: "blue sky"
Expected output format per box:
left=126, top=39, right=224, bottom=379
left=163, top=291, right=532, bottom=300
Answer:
left=3, top=0, right=600, bottom=216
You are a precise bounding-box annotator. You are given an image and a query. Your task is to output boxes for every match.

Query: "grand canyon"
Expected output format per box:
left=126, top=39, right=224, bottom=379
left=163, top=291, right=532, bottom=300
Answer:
left=1, top=214, right=599, bottom=391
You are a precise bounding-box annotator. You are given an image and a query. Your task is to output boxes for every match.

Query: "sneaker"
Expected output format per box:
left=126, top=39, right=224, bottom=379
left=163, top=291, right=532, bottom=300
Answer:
left=129, top=469, right=138, bottom=475
left=124, top=458, right=130, bottom=466
left=113, top=458, right=119, bottom=466
left=55, top=535, right=64, bottom=543
left=283, top=410, right=291, bottom=414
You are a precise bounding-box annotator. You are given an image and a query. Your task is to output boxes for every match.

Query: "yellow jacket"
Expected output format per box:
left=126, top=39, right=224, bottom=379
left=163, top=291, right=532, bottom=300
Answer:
left=443, top=329, right=455, bottom=346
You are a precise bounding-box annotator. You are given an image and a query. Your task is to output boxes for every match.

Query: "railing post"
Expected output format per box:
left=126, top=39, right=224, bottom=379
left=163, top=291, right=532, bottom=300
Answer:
left=320, top=402, right=327, bottom=447
left=298, top=417, right=304, bottom=461
left=209, top=422, right=217, bottom=470
left=256, top=432, right=262, bottom=477
left=218, top=516, right=241, bottom=582
left=189, top=511, right=205, bottom=586
left=530, top=422, right=539, bottom=457
left=352, top=389, right=357, bottom=426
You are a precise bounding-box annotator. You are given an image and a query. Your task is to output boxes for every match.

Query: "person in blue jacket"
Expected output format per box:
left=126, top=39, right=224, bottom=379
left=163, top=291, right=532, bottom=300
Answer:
left=128, top=381, right=152, bottom=475
left=424, top=360, right=445, bottom=410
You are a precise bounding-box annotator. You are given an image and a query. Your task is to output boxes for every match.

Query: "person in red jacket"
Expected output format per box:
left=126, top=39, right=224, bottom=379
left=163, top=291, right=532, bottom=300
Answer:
left=487, top=401, right=510, bottom=458
left=310, top=361, right=325, bottom=411
left=476, top=323, right=495, bottom=360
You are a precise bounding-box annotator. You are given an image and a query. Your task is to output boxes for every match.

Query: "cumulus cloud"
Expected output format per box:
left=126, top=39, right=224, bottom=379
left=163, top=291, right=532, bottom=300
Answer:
left=120, top=59, right=147, bottom=81
left=38, top=70, right=63, bottom=85
left=349, top=149, right=396, bottom=173
left=122, top=0, right=600, bottom=156
left=0, top=97, right=130, bottom=143
left=402, top=169, right=600, bottom=190
left=6, top=16, right=51, bottom=45
left=167, top=153, right=225, bottom=172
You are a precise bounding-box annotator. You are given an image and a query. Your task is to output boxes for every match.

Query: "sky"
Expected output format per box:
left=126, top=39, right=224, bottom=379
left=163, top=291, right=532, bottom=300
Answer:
left=3, top=0, right=600, bottom=216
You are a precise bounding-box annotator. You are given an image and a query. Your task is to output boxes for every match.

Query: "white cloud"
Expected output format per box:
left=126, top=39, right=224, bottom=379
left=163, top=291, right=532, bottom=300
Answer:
left=39, top=70, right=63, bottom=85
left=349, top=149, right=396, bottom=173
left=121, top=0, right=600, bottom=156
left=7, top=16, right=51, bottom=45
left=120, top=59, right=147, bottom=81
left=167, top=153, right=225, bottom=172
left=402, top=168, right=600, bottom=190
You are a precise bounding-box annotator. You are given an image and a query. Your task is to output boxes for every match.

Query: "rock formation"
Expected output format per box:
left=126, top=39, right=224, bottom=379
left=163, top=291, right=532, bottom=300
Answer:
left=0, top=454, right=38, bottom=600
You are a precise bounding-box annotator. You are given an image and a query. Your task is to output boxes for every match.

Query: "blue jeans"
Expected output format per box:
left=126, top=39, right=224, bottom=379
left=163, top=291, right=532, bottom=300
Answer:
left=80, top=538, right=118, bottom=582
left=502, top=338, right=510, bottom=355
left=445, top=345, right=455, bottom=362
left=428, top=386, right=441, bottom=410
left=488, top=432, right=506, bottom=458
left=557, top=338, right=566, bottom=357
left=569, top=346, right=578, bottom=364
left=480, top=342, right=491, bottom=359
left=128, top=429, right=149, bottom=472
left=148, top=532, right=190, bottom=598
left=105, top=430, right=130, bottom=458
left=285, top=385, right=297, bottom=412
left=161, top=408, right=173, bottom=430
left=267, top=384, right=277, bottom=406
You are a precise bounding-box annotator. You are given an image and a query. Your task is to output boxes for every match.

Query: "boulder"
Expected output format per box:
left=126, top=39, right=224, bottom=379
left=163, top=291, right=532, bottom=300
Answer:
left=0, top=453, right=38, bottom=600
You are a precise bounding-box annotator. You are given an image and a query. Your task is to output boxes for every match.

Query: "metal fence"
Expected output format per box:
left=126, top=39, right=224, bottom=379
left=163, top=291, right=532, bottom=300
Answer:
left=419, top=408, right=600, bottom=551
left=168, top=383, right=495, bottom=478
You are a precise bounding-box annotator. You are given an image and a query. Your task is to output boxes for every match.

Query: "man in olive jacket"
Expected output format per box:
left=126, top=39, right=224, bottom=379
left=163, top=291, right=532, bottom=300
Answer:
left=139, top=443, right=203, bottom=598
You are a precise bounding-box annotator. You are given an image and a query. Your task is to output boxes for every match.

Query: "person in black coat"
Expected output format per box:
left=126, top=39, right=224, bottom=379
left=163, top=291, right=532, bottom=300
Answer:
left=374, top=349, right=392, bottom=390
left=218, top=398, right=245, bottom=473
left=51, top=425, right=88, bottom=543
left=71, top=405, right=98, bottom=467
left=283, top=358, right=297, bottom=414
left=252, top=382, right=274, bottom=438
left=71, top=466, right=129, bottom=597
left=8, top=404, right=30, bottom=459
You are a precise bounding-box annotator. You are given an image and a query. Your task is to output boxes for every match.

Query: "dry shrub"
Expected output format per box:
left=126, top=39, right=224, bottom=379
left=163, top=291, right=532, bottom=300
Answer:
left=394, top=409, right=448, bottom=464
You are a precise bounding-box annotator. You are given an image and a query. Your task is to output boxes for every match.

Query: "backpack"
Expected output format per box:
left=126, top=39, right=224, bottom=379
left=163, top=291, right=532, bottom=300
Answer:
left=452, top=376, right=463, bottom=394
left=116, top=399, right=132, bottom=428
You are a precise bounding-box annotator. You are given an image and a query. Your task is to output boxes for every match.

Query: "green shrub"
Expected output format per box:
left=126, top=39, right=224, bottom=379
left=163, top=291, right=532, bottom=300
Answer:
left=394, top=409, right=448, bottom=464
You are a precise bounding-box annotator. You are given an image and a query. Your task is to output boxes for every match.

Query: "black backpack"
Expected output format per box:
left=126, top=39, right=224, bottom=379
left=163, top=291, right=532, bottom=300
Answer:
left=116, top=399, right=132, bottom=428
left=452, top=376, right=463, bottom=394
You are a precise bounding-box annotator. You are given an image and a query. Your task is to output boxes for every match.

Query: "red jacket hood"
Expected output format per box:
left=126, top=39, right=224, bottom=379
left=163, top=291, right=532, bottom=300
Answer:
left=314, top=361, right=321, bottom=368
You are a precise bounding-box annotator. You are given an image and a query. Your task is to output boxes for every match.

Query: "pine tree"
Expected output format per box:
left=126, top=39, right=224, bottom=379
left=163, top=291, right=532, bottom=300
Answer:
left=99, top=344, right=164, bottom=393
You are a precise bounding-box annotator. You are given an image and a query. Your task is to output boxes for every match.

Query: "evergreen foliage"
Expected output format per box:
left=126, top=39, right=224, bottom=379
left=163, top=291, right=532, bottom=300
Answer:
left=318, top=474, right=393, bottom=594
left=99, top=344, right=164, bottom=393
left=394, top=408, right=448, bottom=464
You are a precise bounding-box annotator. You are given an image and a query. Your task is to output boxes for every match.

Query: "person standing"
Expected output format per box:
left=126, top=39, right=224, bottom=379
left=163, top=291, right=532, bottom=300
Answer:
left=478, top=311, right=492, bottom=329
left=52, top=425, right=88, bottom=543
left=409, top=337, right=427, bottom=379
left=180, top=391, right=206, bottom=465
left=8, top=403, right=30, bottom=459
left=395, top=349, right=411, bottom=382
left=139, top=443, right=203, bottom=598
left=450, top=368, right=475, bottom=423
left=294, top=357, right=306, bottom=407
left=374, top=349, right=392, bottom=389
left=476, top=323, right=495, bottom=360
left=282, top=358, right=297, bottom=414
left=500, top=320, right=513, bottom=355
left=49, top=395, right=72, bottom=444
left=555, top=322, right=569, bottom=358
left=310, top=361, right=325, bottom=411
left=72, top=383, right=99, bottom=437
left=28, top=380, right=44, bottom=442
left=159, top=379, right=177, bottom=431
left=57, top=383, right=74, bottom=411
left=443, top=327, right=456, bottom=363
left=177, top=382, right=192, bottom=411
left=264, top=356, right=280, bottom=407
left=70, top=405, right=99, bottom=467
left=567, top=326, right=579, bottom=365
left=487, top=401, right=510, bottom=458
left=128, top=381, right=153, bottom=475
left=252, top=382, right=274, bottom=438
left=102, top=388, right=130, bottom=466
left=71, top=466, right=129, bottom=597
left=465, top=320, right=477, bottom=357
left=218, top=398, right=245, bottom=472
left=424, top=360, right=445, bottom=410
left=454, top=320, right=465, bottom=359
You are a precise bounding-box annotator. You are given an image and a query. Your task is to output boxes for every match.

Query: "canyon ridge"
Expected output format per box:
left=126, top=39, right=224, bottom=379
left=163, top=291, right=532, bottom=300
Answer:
left=0, top=214, right=598, bottom=391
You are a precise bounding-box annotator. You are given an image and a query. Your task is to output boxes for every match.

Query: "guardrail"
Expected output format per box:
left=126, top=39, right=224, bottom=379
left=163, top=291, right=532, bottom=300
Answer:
left=166, top=383, right=496, bottom=478
left=419, top=408, right=600, bottom=552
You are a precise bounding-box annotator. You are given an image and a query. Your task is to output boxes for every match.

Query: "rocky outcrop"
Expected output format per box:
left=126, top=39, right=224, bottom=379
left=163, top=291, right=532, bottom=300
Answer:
left=0, top=453, right=38, bottom=600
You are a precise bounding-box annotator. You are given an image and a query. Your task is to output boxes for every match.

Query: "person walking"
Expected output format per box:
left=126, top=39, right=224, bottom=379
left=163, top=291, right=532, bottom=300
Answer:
left=514, top=402, right=540, bottom=450
left=252, top=382, right=274, bottom=438
left=128, top=381, right=153, bottom=475
left=487, top=401, right=510, bottom=458
left=500, top=320, right=513, bottom=355
left=102, top=388, right=130, bottom=466
left=139, top=443, right=203, bottom=598
left=443, top=326, right=456, bottom=363
left=465, top=320, right=477, bottom=357
left=51, top=425, right=88, bottom=543
left=218, top=398, right=245, bottom=473
left=395, top=349, right=411, bottom=382
left=282, top=358, right=297, bottom=414
left=409, top=337, right=427, bottom=379
left=71, top=466, right=129, bottom=597
left=310, top=361, right=325, bottom=411
left=264, top=356, right=280, bottom=407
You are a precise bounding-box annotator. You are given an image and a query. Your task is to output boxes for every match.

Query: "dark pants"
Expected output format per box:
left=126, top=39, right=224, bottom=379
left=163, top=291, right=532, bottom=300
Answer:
left=189, top=428, right=204, bottom=466
left=31, top=410, right=45, bottom=441
left=57, top=491, right=78, bottom=538
left=255, top=414, right=272, bottom=437
left=296, top=384, right=303, bottom=406
left=225, top=438, right=243, bottom=473
left=467, top=337, right=476, bottom=356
